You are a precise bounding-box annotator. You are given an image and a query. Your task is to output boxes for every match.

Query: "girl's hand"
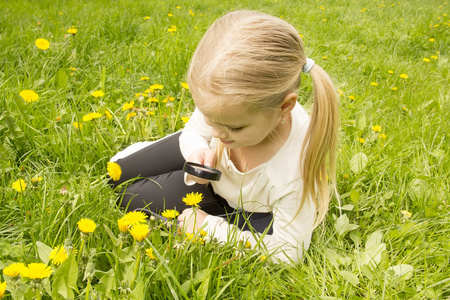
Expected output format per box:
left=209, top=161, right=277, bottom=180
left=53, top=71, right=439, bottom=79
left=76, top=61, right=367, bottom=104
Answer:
left=186, top=148, right=217, bottom=184
left=178, top=208, right=208, bottom=233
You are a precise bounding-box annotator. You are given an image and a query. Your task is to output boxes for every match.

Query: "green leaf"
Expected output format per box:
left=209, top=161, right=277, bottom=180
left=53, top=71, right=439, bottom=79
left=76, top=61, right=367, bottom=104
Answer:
left=57, top=69, right=68, bottom=89
left=51, top=254, right=78, bottom=299
left=365, top=230, right=383, bottom=249
left=334, top=214, right=359, bottom=237
left=96, top=269, right=115, bottom=299
left=386, top=264, right=414, bottom=281
left=361, top=243, right=386, bottom=268
left=339, top=270, right=359, bottom=286
left=36, top=241, right=53, bottom=264
left=350, top=189, right=360, bottom=205
left=350, top=152, right=368, bottom=174
left=130, top=280, right=145, bottom=299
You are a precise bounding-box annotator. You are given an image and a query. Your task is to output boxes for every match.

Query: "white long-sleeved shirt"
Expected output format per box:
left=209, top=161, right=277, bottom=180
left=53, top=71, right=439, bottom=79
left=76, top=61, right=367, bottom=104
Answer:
left=179, top=103, right=315, bottom=263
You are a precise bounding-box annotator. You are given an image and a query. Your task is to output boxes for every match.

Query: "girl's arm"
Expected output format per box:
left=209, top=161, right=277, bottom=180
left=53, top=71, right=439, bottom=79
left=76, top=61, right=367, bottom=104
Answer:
left=179, top=108, right=213, bottom=160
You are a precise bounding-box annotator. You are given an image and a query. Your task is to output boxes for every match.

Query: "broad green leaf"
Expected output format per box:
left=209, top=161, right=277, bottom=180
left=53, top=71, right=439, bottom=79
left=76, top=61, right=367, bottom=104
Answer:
left=51, top=254, right=78, bottom=299
left=350, top=152, right=368, bottom=173
left=386, top=264, right=414, bottom=280
left=36, top=241, right=53, bottom=264
left=365, top=230, right=383, bottom=249
left=361, top=243, right=386, bottom=268
left=334, top=214, right=359, bottom=237
left=339, top=270, right=359, bottom=286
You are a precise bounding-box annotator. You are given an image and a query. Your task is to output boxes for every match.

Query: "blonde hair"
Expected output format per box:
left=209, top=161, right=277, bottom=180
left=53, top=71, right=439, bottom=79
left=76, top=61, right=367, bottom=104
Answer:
left=187, top=11, right=339, bottom=228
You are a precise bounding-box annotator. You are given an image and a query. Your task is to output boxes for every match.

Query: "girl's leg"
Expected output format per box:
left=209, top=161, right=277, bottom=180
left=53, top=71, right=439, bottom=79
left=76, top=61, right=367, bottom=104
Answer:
left=110, top=131, right=185, bottom=187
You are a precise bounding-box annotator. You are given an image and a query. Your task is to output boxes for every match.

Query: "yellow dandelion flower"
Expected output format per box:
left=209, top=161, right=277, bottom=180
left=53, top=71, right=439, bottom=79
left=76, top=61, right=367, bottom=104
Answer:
left=129, top=224, right=149, bottom=242
left=182, top=192, right=203, bottom=206
left=181, top=116, right=189, bottom=123
left=372, top=125, right=382, bottom=132
left=181, top=82, right=189, bottom=89
left=67, top=27, right=77, bottom=34
left=401, top=210, right=412, bottom=218
left=147, top=110, right=155, bottom=116
left=161, top=209, right=180, bottom=219
left=429, top=38, right=434, bottom=42
left=21, top=263, right=52, bottom=279
left=388, top=70, right=394, bottom=75
left=200, top=230, right=208, bottom=237
left=141, top=77, right=150, bottom=81
left=370, top=82, right=378, bottom=86
left=123, top=211, right=147, bottom=226
left=189, top=10, right=195, bottom=16
left=91, top=90, right=105, bottom=98
left=323, top=56, right=328, bottom=60
left=167, top=25, right=177, bottom=33
left=0, top=281, right=6, bottom=299
left=431, top=55, right=438, bottom=60
left=143, top=16, right=151, bottom=20
left=358, top=137, right=365, bottom=144
left=168, top=13, right=173, bottom=17
left=244, top=241, right=251, bottom=249
left=12, top=179, right=26, bottom=193
left=126, top=112, right=137, bottom=120
left=3, top=263, right=26, bottom=277
left=149, top=84, right=164, bottom=92
left=31, top=176, right=43, bottom=184
left=122, top=100, right=135, bottom=111
left=82, top=112, right=102, bottom=121
left=77, top=218, right=97, bottom=234
left=402, top=106, right=408, bottom=111
left=107, top=162, right=122, bottom=181
left=19, top=90, right=39, bottom=103
left=147, top=97, right=159, bottom=103
left=145, top=248, right=156, bottom=260
left=348, top=95, right=355, bottom=100
left=73, top=122, right=82, bottom=129
left=105, top=110, right=112, bottom=120
left=35, top=38, right=50, bottom=50
left=260, top=255, right=267, bottom=261
left=400, top=74, right=408, bottom=79
left=379, top=133, right=387, bottom=139
left=392, top=87, right=398, bottom=91
left=117, top=217, right=130, bottom=233
left=49, top=245, right=68, bottom=266
left=70, top=67, right=77, bottom=71
left=423, top=58, right=430, bottom=62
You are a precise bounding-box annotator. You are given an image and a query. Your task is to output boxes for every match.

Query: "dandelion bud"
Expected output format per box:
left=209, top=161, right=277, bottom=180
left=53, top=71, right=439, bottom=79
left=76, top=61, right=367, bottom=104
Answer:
left=64, top=238, right=74, bottom=253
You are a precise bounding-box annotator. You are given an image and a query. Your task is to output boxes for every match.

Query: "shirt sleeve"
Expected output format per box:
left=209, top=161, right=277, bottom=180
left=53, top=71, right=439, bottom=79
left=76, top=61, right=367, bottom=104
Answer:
left=179, top=108, right=213, bottom=160
left=201, top=192, right=315, bottom=263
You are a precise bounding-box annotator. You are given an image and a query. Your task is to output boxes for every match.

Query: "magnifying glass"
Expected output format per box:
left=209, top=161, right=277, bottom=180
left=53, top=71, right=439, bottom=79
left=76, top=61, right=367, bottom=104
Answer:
left=183, top=162, right=222, bottom=181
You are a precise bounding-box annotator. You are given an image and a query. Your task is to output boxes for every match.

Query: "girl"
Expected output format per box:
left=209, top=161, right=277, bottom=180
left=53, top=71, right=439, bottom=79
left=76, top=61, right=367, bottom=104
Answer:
left=110, top=10, right=339, bottom=263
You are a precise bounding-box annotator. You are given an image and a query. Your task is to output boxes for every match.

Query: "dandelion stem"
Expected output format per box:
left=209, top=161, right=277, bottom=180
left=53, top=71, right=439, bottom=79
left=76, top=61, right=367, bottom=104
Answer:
left=131, top=248, right=141, bottom=289
left=77, top=239, right=85, bottom=265
left=85, top=280, right=91, bottom=300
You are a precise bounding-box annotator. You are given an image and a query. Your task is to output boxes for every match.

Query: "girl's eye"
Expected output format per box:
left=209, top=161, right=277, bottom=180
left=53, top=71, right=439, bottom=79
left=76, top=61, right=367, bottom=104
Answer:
left=228, top=126, right=245, bottom=132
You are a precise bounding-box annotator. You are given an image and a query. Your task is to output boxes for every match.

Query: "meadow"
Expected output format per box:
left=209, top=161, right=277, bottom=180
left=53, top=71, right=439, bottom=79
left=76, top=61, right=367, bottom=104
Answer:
left=0, top=0, right=449, bottom=299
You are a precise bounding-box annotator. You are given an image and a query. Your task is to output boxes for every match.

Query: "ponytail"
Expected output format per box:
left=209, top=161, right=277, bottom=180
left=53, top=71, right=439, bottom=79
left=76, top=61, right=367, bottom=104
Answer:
left=300, top=64, right=339, bottom=229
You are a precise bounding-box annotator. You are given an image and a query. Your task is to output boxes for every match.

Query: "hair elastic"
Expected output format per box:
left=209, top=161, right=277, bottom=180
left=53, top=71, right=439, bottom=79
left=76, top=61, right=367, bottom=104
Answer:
left=302, top=58, right=315, bottom=73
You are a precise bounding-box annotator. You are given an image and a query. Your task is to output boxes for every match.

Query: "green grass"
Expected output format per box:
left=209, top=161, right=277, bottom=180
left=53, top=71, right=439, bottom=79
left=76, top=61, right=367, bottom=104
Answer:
left=0, top=0, right=449, bottom=299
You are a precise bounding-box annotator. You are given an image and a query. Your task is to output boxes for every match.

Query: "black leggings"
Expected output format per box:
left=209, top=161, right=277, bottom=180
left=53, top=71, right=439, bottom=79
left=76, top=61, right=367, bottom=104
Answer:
left=110, top=132, right=273, bottom=234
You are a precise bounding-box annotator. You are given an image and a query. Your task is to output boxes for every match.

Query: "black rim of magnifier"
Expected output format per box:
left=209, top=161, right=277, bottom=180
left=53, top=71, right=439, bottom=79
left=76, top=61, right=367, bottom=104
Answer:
left=183, top=162, right=222, bottom=181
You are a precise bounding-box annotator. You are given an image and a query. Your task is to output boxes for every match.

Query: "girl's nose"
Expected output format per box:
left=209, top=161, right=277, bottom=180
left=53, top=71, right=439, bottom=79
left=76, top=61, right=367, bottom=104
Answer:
left=212, top=126, right=227, bottom=139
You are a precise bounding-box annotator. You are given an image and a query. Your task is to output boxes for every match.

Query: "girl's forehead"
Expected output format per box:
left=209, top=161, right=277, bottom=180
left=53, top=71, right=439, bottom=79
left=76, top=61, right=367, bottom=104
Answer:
left=201, top=103, right=252, bottom=124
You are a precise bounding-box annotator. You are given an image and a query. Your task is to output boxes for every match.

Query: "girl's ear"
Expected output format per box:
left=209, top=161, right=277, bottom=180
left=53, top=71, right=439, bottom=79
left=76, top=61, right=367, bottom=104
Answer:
left=280, top=93, right=298, bottom=115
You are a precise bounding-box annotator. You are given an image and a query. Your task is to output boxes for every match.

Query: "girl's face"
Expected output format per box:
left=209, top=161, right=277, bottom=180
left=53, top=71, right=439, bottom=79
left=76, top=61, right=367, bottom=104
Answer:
left=201, top=104, right=283, bottom=149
